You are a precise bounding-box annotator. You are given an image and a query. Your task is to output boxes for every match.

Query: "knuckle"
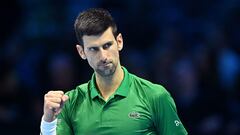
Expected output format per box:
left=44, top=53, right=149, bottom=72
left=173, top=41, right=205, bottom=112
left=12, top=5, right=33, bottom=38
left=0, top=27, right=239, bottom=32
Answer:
left=44, top=93, right=48, bottom=98
left=47, top=91, right=53, bottom=94
left=44, top=94, right=48, bottom=100
left=45, top=101, right=50, bottom=106
left=55, top=104, right=60, bottom=108
left=56, top=98, right=61, bottom=103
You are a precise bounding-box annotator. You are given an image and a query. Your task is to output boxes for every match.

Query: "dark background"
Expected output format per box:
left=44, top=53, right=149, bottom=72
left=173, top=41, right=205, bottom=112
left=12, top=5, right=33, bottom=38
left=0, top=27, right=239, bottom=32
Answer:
left=0, top=0, right=240, bottom=134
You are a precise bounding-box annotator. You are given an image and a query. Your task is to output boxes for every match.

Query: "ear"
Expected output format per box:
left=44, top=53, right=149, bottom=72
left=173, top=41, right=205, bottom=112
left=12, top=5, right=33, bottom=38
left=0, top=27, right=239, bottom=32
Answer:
left=76, top=44, right=87, bottom=60
left=116, top=33, right=123, bottom=51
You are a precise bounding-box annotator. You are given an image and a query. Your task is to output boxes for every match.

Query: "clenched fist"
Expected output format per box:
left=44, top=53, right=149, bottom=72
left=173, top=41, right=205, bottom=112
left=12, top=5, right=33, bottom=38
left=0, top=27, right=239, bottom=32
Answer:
left=43, top=91, right=69, bottom=122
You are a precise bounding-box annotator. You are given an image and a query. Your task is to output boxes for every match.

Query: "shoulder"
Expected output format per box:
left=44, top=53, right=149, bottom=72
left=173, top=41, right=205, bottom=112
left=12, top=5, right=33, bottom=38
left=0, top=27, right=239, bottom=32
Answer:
left=58, top=82, right=89, bottom=121
left=130, top=73, right=170, bottom=98
left=66, top=83, right=88, bottom=96
left=130, top=74, right=176, bottom=110
left=64, top=82, right=89, bottom=106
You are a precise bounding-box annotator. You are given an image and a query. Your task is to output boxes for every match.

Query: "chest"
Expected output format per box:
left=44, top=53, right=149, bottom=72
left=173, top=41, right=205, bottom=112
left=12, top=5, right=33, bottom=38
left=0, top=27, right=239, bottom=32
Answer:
left=71, top=96, right=156, bottom=135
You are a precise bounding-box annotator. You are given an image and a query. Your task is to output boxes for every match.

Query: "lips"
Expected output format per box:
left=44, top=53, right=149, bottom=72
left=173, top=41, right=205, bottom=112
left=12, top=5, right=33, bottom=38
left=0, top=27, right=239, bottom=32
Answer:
left=98, top=61, right=112, bottom=67
left=101, top=62, right=112, bottom=67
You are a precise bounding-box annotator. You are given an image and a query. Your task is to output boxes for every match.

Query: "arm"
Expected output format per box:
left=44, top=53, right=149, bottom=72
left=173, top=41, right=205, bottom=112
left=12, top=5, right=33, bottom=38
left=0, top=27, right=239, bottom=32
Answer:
left=40, top=109, right=73, bottom=135
left=40, top=117, right=57, bottom=135
left=40, top=91, right=70, bottom=135
left=152, top=90, right=188, bottom=135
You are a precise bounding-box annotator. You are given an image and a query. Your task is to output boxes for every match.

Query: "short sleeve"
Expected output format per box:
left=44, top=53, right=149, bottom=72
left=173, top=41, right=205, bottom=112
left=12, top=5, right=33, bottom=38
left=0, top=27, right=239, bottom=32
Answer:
left=152, top=89, right=188, bottom=135
left=56, top=96, right=73, bottom=135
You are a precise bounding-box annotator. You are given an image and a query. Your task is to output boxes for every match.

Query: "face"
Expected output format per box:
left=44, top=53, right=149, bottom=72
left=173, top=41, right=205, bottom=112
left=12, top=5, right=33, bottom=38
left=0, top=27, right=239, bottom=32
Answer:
left=76, top=27, right=123, bottom=77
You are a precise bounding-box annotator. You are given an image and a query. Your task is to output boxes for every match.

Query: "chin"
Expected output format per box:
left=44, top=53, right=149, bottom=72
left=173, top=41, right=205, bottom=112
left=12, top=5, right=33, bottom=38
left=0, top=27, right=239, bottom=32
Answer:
left=97, top=67, right=116, bottom=77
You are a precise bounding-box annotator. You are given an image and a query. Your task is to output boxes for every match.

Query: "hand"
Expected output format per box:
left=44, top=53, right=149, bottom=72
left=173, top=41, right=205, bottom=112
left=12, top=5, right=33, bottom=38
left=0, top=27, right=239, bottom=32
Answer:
left=43, top=91, right=69, bottom=122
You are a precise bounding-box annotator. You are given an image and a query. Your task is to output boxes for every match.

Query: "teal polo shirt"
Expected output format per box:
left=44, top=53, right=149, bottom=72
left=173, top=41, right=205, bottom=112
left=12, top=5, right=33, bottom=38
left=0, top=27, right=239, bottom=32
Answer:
left=56, top=67, right=188, bottom=135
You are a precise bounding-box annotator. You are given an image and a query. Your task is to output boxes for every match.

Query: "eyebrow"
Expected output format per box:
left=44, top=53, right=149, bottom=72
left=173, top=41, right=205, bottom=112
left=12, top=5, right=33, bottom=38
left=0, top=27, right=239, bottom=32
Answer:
left=87, top=41, right=114, bottom=48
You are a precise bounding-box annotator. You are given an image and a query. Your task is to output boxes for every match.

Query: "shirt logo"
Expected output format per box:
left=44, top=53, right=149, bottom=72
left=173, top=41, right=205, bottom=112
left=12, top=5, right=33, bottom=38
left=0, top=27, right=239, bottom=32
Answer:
left=174, top=120, right=182, bottom=126
left=128, top=111, right=141, bottom=119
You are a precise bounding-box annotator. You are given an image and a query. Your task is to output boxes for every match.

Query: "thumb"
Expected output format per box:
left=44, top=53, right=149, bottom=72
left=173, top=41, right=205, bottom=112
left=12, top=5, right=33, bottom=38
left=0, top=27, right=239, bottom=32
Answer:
left=62, top=95, right=69, bottom=103
left=55, top=95, right=69, bottom=115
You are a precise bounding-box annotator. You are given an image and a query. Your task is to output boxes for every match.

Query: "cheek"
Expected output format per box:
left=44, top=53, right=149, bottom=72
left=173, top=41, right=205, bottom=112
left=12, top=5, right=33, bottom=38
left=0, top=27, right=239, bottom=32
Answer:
left=111, top=46, right=120, bottom=58
left=113, top=50, right=120, bottom=59
left=86, top=56, right=98, bottom=67
left=87, top=57, right=93, bottom=66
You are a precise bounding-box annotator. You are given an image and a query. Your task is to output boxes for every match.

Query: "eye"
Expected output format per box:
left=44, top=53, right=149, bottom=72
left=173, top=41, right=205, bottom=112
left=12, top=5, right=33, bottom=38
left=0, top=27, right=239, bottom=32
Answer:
left=103, top=42, right=112, bottom=49
left=88, top=47, right=99, bottom=52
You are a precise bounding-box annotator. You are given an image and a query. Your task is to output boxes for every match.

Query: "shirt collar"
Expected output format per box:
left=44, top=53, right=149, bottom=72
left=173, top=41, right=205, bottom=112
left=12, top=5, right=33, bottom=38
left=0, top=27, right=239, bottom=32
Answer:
left=89, top=67, right=131, bottom=99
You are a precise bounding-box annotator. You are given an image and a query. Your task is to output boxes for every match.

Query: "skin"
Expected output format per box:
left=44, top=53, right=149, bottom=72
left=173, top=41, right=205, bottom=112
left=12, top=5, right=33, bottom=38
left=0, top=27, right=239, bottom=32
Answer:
left=43, top=91, right=69, bottom=122
left=43, top=27, right=124, bottom=122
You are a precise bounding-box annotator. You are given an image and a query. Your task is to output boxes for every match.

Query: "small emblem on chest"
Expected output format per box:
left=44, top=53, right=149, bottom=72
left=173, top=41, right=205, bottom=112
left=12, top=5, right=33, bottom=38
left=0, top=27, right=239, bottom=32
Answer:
left=128, top=111, right=141, bottom=119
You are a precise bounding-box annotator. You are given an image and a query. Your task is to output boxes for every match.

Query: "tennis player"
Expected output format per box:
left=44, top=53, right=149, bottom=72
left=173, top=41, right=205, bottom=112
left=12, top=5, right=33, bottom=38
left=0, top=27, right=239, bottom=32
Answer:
left=40, top=8, right=188, bottom=135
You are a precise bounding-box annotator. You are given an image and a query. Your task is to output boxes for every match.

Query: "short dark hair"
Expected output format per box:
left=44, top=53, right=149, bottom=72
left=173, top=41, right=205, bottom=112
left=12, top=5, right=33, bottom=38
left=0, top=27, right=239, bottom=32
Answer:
left=74, top=8, right=118, bottom=46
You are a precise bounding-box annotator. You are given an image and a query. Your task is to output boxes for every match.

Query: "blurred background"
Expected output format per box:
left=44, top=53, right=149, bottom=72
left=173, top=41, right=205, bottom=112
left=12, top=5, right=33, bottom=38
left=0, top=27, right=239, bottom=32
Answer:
left=0, top=0, right=240, bottom=134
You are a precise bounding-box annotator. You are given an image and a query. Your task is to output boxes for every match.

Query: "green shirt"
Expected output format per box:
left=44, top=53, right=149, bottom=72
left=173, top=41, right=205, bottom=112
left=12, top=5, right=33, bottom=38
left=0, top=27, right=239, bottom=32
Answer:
left=57, top=67, right=187, bottom=135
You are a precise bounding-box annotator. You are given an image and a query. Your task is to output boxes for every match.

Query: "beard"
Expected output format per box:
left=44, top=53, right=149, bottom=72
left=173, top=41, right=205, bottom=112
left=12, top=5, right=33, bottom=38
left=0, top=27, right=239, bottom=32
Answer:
left=96, top=60, right=117, bottom=77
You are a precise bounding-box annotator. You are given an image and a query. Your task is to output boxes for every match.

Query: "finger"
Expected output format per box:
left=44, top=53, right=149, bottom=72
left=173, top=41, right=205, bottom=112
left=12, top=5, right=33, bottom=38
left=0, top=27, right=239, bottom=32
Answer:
left=45, top=97, right=62, bottom=104
left=45, top=101, right=61, bottom=110
left=51, top=90, right=64, bottom=94
left=59, top=95, right=69, bottom=108
left=45, top=92, right=64, bottom=98
left=61, top=95, right=69, bottom=103
left=47, top=91, right=64, bottom=96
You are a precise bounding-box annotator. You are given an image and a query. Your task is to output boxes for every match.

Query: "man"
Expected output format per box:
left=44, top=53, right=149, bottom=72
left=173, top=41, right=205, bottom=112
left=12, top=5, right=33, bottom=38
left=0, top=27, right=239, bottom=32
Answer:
left=40, top=8, right=188, bottom=135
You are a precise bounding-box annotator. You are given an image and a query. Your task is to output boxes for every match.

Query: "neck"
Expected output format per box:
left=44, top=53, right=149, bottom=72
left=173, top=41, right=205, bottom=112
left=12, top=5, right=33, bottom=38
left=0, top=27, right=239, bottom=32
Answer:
left=95, top=65, right=124, bottom=101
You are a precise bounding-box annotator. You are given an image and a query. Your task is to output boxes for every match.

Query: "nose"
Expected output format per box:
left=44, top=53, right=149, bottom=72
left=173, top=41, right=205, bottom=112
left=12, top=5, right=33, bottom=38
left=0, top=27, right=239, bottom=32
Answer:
left=98, top=48, right=108, bottom=61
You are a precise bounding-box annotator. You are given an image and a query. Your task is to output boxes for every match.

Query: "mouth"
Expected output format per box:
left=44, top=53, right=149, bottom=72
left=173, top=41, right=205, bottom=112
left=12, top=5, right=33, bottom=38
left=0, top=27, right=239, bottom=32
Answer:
left=103, top=63, right=112, bottom=67
left=99, top=62, right=112, bottom=67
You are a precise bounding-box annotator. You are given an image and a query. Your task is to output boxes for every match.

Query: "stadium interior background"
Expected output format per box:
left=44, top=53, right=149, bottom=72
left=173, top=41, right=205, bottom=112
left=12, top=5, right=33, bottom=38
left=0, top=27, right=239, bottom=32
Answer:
left=0, top=0, right=240, bottom=134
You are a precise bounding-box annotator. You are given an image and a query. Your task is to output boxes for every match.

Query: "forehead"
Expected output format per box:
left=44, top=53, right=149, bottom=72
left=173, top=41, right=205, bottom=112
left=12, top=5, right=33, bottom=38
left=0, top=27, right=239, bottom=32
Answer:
left=82, top=27, right=115, bottom=47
